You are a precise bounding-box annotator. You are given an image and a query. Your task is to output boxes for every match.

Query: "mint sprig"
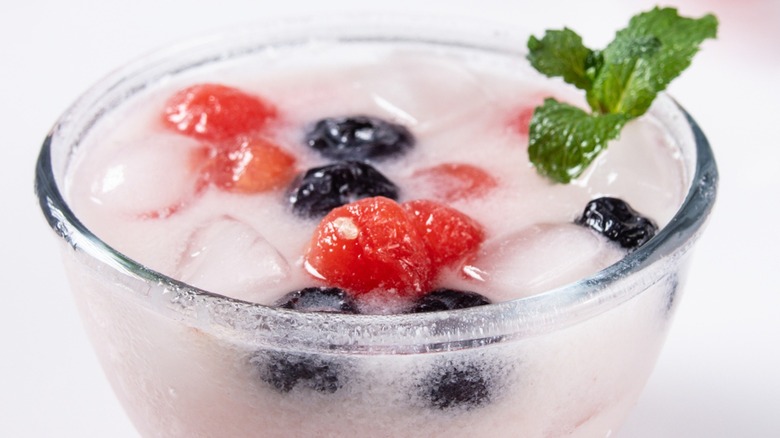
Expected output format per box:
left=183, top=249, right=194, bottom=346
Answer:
left=527, top=7, right=718, bottom=183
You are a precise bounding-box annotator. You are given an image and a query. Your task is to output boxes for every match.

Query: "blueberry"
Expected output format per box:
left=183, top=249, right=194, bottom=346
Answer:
left=253, top=351, right=346, bottom=394
left=254, top=288, right=357, bottom=393
left=275, top=287, right=359, bottom=314
left=412, top=289, right=499, bottom=410
left=411, top=289, right=500, bottom=348
left=289, top=161, right=399, bottom=218
left=576, top=197, right=658, bottom=250
left=411, top=289, right=491, bottom=313
left=420, top=359, right=492, bottom=410
left=305, top=115, right=414, bottom=161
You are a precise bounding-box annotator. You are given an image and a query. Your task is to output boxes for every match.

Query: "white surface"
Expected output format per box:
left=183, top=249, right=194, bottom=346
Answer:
left=2, top=0, right=778, bottom=436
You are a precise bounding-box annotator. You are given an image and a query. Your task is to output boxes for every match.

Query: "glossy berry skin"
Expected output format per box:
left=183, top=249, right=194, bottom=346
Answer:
left=576, top=197, right=658, bottom=250
left=411, top=289, right=491, bottom=313
left=403, top=199, right=486, bottom=269
left=162, top=83, right=277, bottom=142
left=305, top=115, right=414, bottom=161
left=289, top=161, right=399, bottom=218
left=304, top=196, right=433, bottom=298
left=201, top=137, right=296, bottom=193
left=412, top=163, right=497, bottom=202
left=274, top=287, right=359, bottom=314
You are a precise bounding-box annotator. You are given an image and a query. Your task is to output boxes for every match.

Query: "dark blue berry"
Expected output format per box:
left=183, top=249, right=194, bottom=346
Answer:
left=275, top=287, right=358, bottom=314
left=255, top=288, right=357, bottom=393
left=412, top=290, right=499, bottom=410
left=411, top=289, right=491, bottom=313
left=411, top=289, right=500, bottom=348
left=421, top=359, right=492, bottom=410
left=289, top=161, right=399, bottom=218
left=253, top=351, right=346, bottom=394
left=305, top=115, right=414, bottom=161
left=576, top=197, right=658, bottom=250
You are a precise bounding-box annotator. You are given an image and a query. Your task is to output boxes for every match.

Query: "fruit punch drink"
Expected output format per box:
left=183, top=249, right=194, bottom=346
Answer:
left=36, top=14, right=717, bottom=438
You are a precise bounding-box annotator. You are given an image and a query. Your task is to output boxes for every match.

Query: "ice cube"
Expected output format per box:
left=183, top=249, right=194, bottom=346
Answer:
left=464, top=223, right=625, bottom=301
left=86, top=132, right=203, bottom=218
left=176, top=216, right=290, bottom=302
left=353, top=51, right=497, bottom=130
left=574, top=120, right=687, bottom=226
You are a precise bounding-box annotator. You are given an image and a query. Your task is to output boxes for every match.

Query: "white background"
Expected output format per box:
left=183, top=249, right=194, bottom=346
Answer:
left=2, top=0, right=779, bottom=436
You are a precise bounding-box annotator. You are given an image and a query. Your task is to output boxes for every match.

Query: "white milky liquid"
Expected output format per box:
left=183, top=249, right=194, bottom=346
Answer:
left=67, top=42, right=686, bottom=305
left=62, top=40, right=689, bottom=437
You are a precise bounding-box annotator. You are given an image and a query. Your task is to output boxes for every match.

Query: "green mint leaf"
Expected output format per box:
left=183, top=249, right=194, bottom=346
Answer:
left=587, top=7, right=718, bottom=117
left=527, top=28, right=599, bottom=90
left=585, top=35, right=662, bottom=114
left=526, top=7, right=718, bottom=183
left=528, top=99, right=629, bottom=183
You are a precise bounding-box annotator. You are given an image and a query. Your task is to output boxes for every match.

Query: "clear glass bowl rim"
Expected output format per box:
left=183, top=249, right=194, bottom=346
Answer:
left=34, top=14, right=718, bottom=353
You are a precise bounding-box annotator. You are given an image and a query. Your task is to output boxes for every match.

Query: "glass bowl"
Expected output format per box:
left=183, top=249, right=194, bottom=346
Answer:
left=35, top=15, right=717, bottom=438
